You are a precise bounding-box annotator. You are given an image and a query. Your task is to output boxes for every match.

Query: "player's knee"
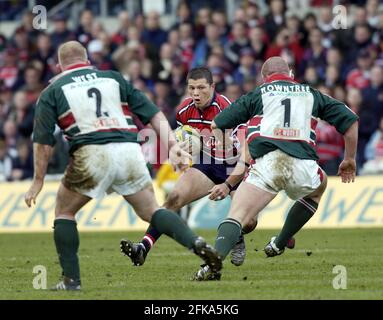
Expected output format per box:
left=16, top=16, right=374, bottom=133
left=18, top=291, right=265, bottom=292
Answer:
left=242, top=217, right=258, bottom=234
left=134, top=203, right=159, bottom=223
left=307, top=171, right=328, bottom=203
left=140, top=212, right=153, bottom=223
left=164, top=191, right=183, bottom=211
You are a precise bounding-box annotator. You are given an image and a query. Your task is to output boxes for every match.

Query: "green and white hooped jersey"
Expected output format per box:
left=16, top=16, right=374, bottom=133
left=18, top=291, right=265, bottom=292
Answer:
left=252, top=83, right=316, bottom=145
left=33, top=65, right=159, bottom=153
left=214, top=75, right=359, bottom=161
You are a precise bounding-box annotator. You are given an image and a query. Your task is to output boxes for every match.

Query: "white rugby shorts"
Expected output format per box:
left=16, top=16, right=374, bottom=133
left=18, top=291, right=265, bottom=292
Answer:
left=63, top=142, right=152, bottom=198
left=245, top=149, right=324, bottom=200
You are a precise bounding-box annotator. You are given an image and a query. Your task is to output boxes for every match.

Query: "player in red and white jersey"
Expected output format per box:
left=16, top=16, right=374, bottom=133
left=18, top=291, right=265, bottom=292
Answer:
left=176, top=89, right=243, bottom=162
left=121, top=67, right=257, bottom=267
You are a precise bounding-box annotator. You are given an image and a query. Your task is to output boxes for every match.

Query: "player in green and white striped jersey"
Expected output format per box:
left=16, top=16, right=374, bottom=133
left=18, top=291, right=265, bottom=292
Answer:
left=194, top=56, right=358, bottom=281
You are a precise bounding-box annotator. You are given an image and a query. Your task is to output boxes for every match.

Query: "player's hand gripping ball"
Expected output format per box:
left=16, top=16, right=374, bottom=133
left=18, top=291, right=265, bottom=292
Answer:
left=174, top=125, right=201, bottom=157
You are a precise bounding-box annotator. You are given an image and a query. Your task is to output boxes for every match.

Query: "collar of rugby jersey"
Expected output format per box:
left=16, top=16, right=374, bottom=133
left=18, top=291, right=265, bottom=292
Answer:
left=63, top=62, right=91, bottom=71
left=209, top=91, right=217, bottom=106
left=264, top=73, right=297, bottom=84
left=49, top=63, right=95, bottom=84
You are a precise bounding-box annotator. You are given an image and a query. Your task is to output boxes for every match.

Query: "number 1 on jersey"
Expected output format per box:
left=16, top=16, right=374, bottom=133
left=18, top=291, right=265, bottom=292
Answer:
left=281, top=98, right=291, bottom=127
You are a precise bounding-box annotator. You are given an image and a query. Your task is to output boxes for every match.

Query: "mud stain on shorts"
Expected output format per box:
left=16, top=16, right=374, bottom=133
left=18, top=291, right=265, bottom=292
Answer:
left=63, top=146, right=107, bottom=192
left=272, top=151, right=294, bottom=190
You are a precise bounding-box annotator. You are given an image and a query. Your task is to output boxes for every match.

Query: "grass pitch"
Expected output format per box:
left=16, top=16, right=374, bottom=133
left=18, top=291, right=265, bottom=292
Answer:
left=0, top=229, right=382, bottom=300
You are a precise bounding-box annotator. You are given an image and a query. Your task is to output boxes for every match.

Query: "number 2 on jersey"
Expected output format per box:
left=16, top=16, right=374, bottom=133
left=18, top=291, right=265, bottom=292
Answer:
left=87, top=87, right=102, bottom=117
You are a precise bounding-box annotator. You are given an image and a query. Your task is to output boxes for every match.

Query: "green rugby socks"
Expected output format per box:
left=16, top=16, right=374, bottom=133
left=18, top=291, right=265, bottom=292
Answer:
left=275, top=197, right=318, bottom=249
left=53, top=219, right=80, bottom=282
left=215, top=218, right=242, bottom=260
left=150, top=209, right=197, bottom=249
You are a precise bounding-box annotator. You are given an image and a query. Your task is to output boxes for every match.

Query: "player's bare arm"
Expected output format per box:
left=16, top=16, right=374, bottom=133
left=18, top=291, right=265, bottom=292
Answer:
left=149, top=111, right=191, bottom=171
left=209, top=141, right=251, bottom=201
left=25, top=143, right=53, bottom=207
left=225, top=141, right=251, bottom=185
left=338, top=121, right=358, bottom=183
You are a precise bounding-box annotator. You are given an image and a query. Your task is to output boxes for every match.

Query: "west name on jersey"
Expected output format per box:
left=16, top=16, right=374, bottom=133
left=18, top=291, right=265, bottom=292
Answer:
left=71, top=72, right=98, bottom=82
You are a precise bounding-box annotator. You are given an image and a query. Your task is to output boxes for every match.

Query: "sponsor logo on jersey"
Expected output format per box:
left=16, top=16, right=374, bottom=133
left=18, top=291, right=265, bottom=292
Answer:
left=94, top=117, right=120, bottom=128
left=273, top=127, right=300, bottom=138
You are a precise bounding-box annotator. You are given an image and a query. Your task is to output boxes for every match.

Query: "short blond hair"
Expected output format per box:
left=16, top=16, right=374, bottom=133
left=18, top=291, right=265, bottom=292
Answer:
left=58, top=41, right=88, bottom=67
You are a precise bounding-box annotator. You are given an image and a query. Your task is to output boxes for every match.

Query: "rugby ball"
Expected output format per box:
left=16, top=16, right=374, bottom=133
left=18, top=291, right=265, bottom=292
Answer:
left=174, top=125, right=201, bottom=156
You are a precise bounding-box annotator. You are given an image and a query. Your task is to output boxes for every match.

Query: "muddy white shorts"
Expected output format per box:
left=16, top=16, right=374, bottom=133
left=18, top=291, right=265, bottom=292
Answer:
left=63, top=142, right=152, bottom=198
left=245, top=149, right=323, bottom=200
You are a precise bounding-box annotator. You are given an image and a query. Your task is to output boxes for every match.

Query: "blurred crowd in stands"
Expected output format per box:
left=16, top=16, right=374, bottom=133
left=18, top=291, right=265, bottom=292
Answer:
left=1, top=0, right=383, bottom=182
